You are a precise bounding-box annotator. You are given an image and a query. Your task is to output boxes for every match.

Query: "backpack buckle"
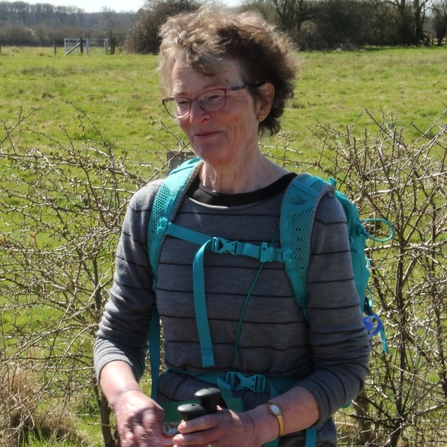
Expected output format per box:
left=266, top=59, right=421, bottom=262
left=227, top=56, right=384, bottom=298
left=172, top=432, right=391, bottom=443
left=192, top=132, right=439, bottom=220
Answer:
left=157, top=217, right=169, bottom=234
left=260, top=242, right=273, bottom=262
left=211, top=237, right=239, bottom=255
left=282, top=248, right=293, bottom=263
left=225, top=372, right=266, bottom=393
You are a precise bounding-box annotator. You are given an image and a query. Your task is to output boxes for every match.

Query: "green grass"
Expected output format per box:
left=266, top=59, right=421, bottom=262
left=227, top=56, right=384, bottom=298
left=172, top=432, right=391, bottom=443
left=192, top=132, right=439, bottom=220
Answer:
left=1, top=45, right=447, bottom=447
left=1, top=46, right=446, bottom=160
left=282, top=47, right=447, bottom=151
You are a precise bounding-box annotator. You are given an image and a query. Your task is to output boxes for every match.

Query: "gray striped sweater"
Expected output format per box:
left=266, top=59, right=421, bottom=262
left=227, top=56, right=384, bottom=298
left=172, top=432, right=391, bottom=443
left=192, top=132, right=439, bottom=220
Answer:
left=94, top=173, right=370, bottom=446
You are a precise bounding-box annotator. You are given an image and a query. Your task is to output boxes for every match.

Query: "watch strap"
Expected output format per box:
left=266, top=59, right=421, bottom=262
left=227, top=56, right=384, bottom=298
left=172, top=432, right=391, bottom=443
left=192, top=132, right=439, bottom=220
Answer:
left=267, top=402, right=284, bottom=437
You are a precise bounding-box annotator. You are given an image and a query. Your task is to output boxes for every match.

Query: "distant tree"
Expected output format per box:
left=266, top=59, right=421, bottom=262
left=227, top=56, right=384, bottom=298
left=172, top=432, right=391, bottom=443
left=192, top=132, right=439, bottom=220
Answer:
left=385, top=0, right=431, bottom=44
left=366, top=0, right=400, bottom=46
left=0, top=1, right=135, bottom=47
left=123, top=0, right=202, bottom=54
left=0, top=23, right=37, bottom=45
left=238, top=0, right=278, bottom=24
left=431, top=0, right=447, bottom=44
left=312, top=0, right=375, bottom=48
left=270, top=0, right=315, bottom=41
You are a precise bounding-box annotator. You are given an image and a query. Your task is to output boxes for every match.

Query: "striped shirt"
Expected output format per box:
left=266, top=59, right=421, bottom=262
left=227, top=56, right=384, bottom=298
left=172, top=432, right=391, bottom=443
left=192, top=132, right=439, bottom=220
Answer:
left=94, top=172, right=370, bottom=446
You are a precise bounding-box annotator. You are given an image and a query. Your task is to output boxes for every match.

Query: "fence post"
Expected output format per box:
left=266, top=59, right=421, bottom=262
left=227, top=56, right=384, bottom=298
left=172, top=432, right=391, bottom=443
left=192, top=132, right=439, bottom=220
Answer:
left=109, top=29, right=115, bottom=54
left=53, top=38, right=56, bottom=55
left=79, top=37, right=83, bottom=54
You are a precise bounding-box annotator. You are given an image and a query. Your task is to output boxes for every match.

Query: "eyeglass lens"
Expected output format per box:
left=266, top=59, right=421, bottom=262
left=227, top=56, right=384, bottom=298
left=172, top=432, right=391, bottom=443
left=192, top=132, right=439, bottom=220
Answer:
left=164, top=89, right=227, bottom=118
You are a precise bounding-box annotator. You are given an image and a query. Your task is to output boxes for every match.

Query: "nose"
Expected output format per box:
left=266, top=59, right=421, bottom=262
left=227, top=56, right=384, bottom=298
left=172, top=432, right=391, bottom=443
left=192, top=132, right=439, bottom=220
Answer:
left=188, top=100, right=210, bottom=123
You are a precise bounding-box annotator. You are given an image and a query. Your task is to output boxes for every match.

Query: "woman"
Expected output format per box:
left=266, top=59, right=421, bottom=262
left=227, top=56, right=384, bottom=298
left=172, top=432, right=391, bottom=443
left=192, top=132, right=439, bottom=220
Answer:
left=94, top=7, right=370, bottom=447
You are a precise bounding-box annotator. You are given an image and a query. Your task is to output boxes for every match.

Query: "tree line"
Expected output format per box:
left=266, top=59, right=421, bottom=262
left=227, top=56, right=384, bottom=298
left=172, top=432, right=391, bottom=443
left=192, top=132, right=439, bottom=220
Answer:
left=0, top=1, right=136, bottom=46
left=1, top=0, right=447, bottom=59
left=124, top=0, right=447, bottom=52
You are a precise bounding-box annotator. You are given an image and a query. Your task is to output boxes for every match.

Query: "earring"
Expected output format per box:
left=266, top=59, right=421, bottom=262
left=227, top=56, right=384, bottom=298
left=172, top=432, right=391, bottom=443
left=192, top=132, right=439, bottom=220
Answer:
left=257, top=115, right=265, bottom=122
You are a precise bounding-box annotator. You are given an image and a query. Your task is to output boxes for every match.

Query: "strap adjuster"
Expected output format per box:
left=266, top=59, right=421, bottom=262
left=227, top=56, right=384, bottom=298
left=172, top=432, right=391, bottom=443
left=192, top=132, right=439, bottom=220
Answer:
left=156, top=217, right=169, bottom=234
left=224, top=372, right=266, bottom=393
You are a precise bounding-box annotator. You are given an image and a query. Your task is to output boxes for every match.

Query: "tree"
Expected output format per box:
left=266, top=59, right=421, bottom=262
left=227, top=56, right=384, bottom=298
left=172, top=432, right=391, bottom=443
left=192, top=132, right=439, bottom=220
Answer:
left=385, top=0, right=432, bottom=44
left=123, top=0, right=202, bottom=54
left=431, top=0, right=447, bottom=44
left=271, top=0, right=315, bottom=41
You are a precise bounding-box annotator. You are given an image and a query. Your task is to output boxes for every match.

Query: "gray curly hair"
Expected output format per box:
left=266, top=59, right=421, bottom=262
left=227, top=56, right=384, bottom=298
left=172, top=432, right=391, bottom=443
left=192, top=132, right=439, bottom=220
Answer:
left=158, top=6, right=298, bottom=136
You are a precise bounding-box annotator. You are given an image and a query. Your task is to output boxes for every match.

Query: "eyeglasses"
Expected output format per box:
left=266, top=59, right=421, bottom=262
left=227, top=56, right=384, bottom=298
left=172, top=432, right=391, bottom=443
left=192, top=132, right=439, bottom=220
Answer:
left=162, top=84, right=259, bottom=119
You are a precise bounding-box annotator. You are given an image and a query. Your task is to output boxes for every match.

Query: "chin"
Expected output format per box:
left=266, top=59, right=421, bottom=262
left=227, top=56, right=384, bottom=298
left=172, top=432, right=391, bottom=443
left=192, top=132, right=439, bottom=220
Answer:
left=193, top=146, right=233, bottom=167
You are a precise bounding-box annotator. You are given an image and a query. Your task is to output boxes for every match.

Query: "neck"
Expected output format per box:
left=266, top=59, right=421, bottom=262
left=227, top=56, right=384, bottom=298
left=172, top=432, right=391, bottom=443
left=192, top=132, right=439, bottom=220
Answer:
left=200, top=153, right=289, bottom=194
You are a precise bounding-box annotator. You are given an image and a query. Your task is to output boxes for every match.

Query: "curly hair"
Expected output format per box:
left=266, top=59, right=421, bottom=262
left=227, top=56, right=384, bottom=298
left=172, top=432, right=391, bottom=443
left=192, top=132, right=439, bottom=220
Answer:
left=158, top=7, right=298, bottom=136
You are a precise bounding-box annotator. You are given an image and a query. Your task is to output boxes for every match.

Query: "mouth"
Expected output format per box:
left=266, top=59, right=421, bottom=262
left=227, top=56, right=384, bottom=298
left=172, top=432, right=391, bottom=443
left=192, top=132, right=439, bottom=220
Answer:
left=193, top=130, right=220, bottom=139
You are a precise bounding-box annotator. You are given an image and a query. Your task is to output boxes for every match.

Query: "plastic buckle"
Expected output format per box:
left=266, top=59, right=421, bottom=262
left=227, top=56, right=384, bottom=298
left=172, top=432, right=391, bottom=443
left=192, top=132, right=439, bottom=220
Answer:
left=363, top=315, right=383, bottom=339
left=225, top=372, right=266, bottom=393
left=260, top=242, right=273, bottom=263
left=156, top=217, right=169, bottom=234
left=211, top=237, right=239, bottom=255
left=282, top=248, right=293, bottom=264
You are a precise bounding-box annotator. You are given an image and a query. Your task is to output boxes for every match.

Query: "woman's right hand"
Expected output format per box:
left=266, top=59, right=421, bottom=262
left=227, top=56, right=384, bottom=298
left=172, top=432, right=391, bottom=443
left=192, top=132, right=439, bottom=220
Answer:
left=99, top=361, right=173, bottom=447
left=112, top=389, right=171, bottom=447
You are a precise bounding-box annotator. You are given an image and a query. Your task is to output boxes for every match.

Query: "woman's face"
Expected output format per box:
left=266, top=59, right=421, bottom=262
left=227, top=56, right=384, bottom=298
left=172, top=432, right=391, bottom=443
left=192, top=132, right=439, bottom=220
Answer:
left=170, top=60, right=263, bottom=168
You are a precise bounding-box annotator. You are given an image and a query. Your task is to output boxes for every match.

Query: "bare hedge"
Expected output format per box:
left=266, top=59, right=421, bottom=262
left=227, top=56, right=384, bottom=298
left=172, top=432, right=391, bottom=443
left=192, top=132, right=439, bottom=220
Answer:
left=1, top=107, right=446, bottom=446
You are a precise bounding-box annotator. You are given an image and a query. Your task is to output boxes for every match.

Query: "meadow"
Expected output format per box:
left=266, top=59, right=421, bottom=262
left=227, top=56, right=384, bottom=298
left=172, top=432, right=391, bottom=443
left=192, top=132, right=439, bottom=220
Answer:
left=1, top=46, right=447, bottom=446
left=1, top=46, right=446, bottom=159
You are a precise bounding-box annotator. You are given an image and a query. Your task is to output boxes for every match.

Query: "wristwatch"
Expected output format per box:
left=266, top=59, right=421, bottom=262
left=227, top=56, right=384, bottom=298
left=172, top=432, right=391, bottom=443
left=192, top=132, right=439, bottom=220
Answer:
left=267, top=402, right=284, bottom=437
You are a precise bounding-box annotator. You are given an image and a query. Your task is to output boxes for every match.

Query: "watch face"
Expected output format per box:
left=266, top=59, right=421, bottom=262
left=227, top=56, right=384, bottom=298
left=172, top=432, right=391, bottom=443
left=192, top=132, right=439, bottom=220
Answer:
left=269, top=404, right=281, bottom=415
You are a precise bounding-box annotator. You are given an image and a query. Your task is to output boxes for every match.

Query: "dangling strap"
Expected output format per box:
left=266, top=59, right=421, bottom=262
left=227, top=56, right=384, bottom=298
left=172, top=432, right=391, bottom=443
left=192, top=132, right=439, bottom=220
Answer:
left=362, top=217, right=395, bottom=242
left=149, top=308, right=161, bottom=400
left=193, top=239, right=215, bottom=367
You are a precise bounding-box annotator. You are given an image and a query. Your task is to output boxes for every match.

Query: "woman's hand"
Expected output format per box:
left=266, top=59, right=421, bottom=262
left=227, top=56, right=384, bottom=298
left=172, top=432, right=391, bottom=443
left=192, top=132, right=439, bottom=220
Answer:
left=112, top=388, right=172, bottom=447
left=99, top=361, right=174, bottom=447
left=173, top=408, right=261, bottom=447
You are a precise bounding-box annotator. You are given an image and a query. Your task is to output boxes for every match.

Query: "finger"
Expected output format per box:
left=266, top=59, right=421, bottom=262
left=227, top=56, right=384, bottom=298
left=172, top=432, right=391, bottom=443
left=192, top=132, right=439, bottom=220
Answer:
left=173, top=429, right=218, bottom=447
left=162, top=434, right=176, bottom=446
left=118, top=427, right=137, bottom=447
left=177, top=413, right=218, bottom=434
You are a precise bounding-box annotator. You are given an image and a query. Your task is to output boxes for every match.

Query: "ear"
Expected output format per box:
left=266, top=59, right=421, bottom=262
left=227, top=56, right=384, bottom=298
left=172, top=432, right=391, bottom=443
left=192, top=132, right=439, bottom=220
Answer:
left=256, top=82, right=275, bottom=119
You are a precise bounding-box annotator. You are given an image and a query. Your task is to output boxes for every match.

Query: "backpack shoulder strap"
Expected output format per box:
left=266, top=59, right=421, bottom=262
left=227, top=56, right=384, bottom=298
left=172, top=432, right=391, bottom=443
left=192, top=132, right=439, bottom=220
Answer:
left=147, top=157, right=202, bottom=291
left=327, top=178, right=369, bottom=312
left=147, top=156, right=201, bottom=400
left=280, top=174, right=335, bottom=318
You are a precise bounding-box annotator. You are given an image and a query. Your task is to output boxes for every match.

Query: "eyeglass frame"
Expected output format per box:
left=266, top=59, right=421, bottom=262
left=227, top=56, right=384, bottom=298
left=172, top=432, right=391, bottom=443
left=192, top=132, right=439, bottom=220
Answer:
left=161, top=84, right=261, bottom=119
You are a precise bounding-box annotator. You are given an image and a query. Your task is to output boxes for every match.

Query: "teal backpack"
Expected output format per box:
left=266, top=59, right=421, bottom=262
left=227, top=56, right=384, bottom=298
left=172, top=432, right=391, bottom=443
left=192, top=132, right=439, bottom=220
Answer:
left=146, top=157, right=393, bottom=447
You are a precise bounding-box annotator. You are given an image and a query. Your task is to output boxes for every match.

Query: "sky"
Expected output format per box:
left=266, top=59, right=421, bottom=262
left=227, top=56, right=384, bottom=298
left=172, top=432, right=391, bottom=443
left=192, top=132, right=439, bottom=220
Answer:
left=24, top=0, right=242, bottom=13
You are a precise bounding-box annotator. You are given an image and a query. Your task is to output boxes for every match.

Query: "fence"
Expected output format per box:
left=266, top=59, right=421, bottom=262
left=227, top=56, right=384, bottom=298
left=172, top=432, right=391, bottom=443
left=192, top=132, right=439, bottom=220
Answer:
left=64, top=37, right=109, bottom=55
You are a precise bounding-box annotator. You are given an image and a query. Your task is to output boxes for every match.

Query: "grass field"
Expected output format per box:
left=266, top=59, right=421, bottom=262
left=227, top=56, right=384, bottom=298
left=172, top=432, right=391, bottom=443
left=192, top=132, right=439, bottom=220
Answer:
left=1, top=45, right=447, bottom=447
left=1, top=46, right=446, bottom=159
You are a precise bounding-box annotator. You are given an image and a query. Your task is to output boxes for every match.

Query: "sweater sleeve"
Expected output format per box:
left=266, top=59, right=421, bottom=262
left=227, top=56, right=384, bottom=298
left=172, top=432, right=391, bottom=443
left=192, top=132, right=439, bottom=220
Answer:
left=298, top=193, right=371, bottom=425
left=93, top=180, right=163, bottom=382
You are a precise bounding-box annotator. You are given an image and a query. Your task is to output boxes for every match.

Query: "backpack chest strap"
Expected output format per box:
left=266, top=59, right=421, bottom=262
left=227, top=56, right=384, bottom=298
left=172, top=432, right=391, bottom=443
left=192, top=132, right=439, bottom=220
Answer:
left=163, top=220, right=289, bottom=263
left=162, top=220, right=287, bottom=367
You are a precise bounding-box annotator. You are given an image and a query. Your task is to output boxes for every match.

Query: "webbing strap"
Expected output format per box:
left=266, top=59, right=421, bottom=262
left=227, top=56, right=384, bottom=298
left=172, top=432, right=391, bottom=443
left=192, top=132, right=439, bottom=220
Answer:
left=305, top=427, right=317, bottom=447
left=166, top=222, right=287, bottom=263
left=193, top=239, right=215, bottom=367
left=165, top=220, right=288, bottom=367
left=149, top=308, right=161, bottom=401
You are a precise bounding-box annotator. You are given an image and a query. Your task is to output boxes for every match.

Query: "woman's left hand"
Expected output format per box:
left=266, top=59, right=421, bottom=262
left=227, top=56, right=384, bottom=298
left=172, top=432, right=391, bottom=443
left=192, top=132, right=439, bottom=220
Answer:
left=173, top=408, right=260, bottom=447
